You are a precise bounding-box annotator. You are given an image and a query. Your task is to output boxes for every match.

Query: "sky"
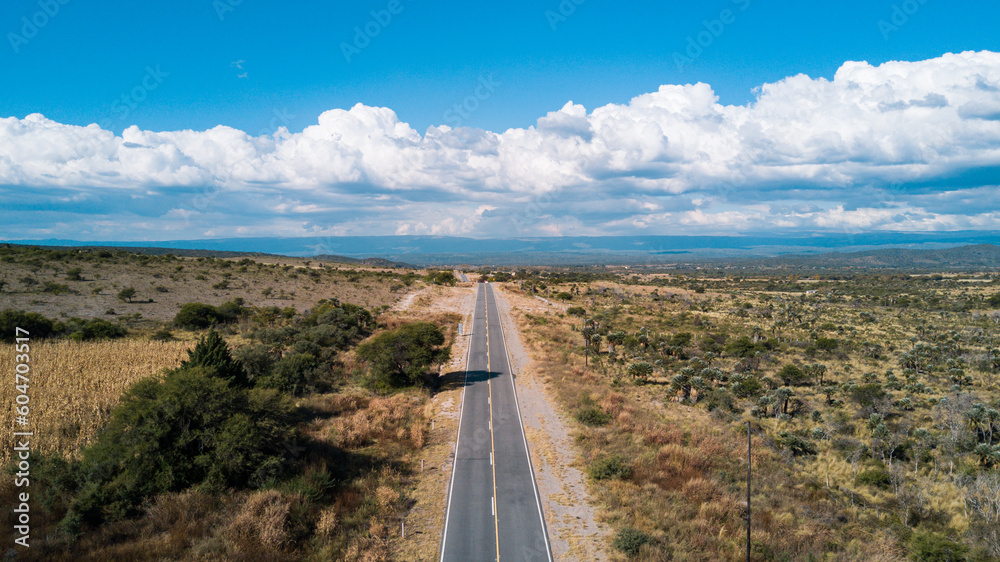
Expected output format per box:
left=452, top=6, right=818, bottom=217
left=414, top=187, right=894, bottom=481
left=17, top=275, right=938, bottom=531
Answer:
left=2, top=0, right=1000, bottom=241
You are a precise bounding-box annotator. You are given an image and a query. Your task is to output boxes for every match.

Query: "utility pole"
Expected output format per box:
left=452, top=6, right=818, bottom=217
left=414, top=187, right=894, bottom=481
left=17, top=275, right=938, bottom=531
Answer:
left=746, top=421, right=751, bottom=562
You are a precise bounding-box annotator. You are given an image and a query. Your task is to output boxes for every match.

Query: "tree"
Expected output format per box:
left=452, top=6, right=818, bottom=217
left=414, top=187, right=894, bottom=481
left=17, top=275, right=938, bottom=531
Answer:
left=181, top=329, right=248, bottom=387
left=626, top=361, right=653, bottom=381
left=0, top=309, right=55, bottom=342
left=357, top=322, right=450, bottom=387
left=778, top=364, right=808, bottom=386
left=63, top=365, right=296, bottom=527
left=174, top=302, right=224, bottom=329
left=607, top=331, right=626, bottom=354
left=117, top=287, right=137, bottom=303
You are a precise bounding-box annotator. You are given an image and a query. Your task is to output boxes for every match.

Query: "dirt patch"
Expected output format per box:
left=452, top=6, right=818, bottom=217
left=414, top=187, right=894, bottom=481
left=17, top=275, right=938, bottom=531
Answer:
left=493, top=287, right=610, bottom=561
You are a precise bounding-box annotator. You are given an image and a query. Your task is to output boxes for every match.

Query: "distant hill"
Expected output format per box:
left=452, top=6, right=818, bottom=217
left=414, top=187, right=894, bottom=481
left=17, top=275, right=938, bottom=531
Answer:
left=2, top=244, right=414, bottom=268
left=7, top=232, right=1000, bottom=267
left=740, top=244, right=1000, bottom=271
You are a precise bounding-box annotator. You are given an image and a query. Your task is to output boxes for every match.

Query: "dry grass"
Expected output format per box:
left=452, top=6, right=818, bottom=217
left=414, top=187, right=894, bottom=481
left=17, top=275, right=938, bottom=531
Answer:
left=0, top=339, right=189, bottom=460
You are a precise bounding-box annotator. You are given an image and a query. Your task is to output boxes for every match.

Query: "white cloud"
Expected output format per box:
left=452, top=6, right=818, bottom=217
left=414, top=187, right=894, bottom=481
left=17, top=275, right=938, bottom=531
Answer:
left=3, top=51, right=1000, bottom=239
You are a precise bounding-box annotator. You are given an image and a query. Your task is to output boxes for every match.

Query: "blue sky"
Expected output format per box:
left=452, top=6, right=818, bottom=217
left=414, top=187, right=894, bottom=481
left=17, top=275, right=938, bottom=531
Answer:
left=2, top=0, right=1000, bottom=241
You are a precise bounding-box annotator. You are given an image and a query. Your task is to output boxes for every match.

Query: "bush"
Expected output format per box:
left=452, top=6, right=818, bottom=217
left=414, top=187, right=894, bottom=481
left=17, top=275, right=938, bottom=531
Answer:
left=151, top=328, right=173, bottom=341
left=61, top=349, right=296, bottom=527
left=357, top=322, right=450, bottom=388
left=816, top=337, right=838, bottom=351
left=566, top=306, right=586, bottom=317
left=554, top=292, right=573, bottom=301
left=613, top=527, right=652, bottom=557
left=63, top=332, right=297, bottom=532
left=588, top=455, right=631, bottom=481
left=66, top=318, right=127, bottom=341
left=256, top=352, right=322, bottom=395
left=855, top=468, right=891, bottom=489
left=181, top=329, right=248, bottom=387
left=575, top=406, right=611, bottom=427
left=778, top=364, right=808, bottom=386
left=174, top=302, right=224, bottom=329
left=0, top=309, right=54, bottom=342
left=908, top=530, right=969, bottom=561
left=427, top=271, right=457, bottom=286
left=776, top=432, right=817, bottom=456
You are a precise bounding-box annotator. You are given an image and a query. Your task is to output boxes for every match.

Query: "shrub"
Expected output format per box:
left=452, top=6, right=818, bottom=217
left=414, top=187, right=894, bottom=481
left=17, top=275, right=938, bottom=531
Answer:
left=0, top=309, right=54, bottom=342
left=613, top=527, right=652, bottom=557
left=151, top=328, right=174, bottom=341
left=566, top=306, right=586, bottom=317
left=174, top=302, right=224, bottom=329
left=43, top=281, right=74, bottom=294
left=256, top=352, right=322, bottom=395
left=117, top=287, right=137, bottom=302
left=357, top=322, right=450, bottom=388
left=181, top=329, right=248, bottom=387
left=62, top=357, right=296, bottom=527
left=778, top=364, right=808, bottom=386
left=776, top=432, right=817, bottom=456
left=66, top=318, right=127, bottom=341
left=575, top=406, right=611, bottom=427
left=816, top=337, right=838, bottom=351
left=427, top=271, right=457, bottom=286
left=588, top=455, right=631, bottom=480
left=908, top=530, right=969, bottom=561
left=554, top=292, right=573, bottom=301
left=855, top=468, right=891, bottom=489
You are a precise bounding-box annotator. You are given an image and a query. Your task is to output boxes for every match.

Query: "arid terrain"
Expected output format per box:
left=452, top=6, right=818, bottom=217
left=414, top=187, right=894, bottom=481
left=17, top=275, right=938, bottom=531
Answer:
left=3, top=244, right=1000, bottom=560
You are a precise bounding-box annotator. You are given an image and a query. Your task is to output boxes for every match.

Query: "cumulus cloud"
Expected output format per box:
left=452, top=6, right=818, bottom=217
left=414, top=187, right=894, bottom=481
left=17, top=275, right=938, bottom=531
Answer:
left=3, top=51, right=1000, bottom=240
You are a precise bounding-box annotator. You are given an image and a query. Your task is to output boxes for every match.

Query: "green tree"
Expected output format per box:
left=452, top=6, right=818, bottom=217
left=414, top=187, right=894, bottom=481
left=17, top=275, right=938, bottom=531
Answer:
left=0, top=309, right=54, bottom=342
left=174, top=302, right=224, bottom=329
left=181, top=329, right=248, bottom=387
left=357, top=322, right=450, bottom=387
left=626, top=361, right=654, bottom=381
left=62, top=366, right=295, bottom=528
left=778, top=364, right=808, bottom=386
left=117, top=287, right=137, bottom=303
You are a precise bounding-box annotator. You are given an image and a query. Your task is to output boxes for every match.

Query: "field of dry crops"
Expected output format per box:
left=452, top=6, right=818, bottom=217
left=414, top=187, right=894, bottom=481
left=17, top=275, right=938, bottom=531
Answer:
left=0, top=339, right=190, bottom=460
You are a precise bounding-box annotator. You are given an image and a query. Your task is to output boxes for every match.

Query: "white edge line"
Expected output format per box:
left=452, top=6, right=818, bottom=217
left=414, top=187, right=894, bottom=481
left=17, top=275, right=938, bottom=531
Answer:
left=490, top=285, right=554, bottom=562
left=439, top=284, right=480, bottom=562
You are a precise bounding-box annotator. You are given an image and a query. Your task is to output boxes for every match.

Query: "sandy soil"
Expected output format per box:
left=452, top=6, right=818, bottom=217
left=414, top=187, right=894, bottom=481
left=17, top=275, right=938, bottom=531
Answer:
left=493, top=287, right=610, bottom=561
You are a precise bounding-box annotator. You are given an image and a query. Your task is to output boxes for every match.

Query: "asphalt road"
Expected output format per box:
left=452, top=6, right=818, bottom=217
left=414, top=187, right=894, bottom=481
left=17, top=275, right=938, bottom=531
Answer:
left=440, top=283, right=552, bottom=562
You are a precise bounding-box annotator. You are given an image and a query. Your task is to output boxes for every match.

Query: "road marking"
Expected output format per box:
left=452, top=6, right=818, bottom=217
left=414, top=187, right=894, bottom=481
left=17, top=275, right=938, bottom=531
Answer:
left=487, top=302, right=500, bottom=562
left=439, top=284, right=480, bottom=562
left=491, top=285, right=554, bottom=562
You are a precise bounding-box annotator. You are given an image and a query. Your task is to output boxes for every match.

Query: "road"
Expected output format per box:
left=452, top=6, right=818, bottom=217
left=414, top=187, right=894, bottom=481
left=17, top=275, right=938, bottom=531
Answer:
left=440, top=283, right=552, bottom=562
left=455, top=270, right=470, bottom=282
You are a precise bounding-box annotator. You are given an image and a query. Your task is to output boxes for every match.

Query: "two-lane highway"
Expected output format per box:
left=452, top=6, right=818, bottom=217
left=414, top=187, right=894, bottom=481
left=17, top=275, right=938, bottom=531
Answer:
left=440, top=283, right=552, bottom=561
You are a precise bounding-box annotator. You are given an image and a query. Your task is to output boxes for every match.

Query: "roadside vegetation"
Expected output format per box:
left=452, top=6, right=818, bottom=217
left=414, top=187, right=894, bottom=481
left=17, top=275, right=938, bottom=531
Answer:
left=498, top=268, right=1000, bottom=560
left=0, top=247, right=453, bottom=560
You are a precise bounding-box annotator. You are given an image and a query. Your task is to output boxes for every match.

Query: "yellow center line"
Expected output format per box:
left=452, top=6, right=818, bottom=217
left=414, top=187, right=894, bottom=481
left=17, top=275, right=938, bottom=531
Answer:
left=486, top=290, right=500, bottom=561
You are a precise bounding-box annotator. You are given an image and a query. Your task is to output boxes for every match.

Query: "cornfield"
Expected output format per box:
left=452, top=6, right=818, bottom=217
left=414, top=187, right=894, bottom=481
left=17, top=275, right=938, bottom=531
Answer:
left=1, top=339, right=190, bottom=460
